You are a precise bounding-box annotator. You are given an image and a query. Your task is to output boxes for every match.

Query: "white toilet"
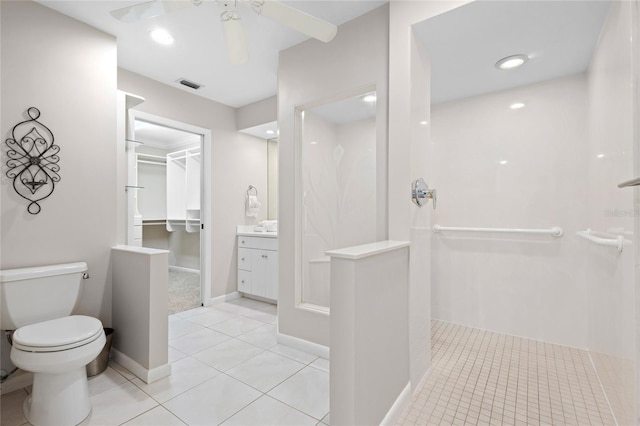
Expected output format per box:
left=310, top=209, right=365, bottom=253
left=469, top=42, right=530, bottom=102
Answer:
left=0, top=262, right=106, bottom=426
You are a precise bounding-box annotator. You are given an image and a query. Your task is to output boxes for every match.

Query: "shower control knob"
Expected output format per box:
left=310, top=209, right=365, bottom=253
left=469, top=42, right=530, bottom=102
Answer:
left=411, top=178, right=437, bottom=209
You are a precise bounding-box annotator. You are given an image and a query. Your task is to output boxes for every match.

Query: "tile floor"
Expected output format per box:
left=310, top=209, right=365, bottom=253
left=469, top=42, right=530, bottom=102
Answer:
left=1, top=297, right=330, bottom=426
left=397, top=320, right=617, bottom=426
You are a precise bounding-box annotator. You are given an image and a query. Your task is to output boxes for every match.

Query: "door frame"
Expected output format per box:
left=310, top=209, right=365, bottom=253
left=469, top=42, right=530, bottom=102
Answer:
left=128, top=109, right=212, bottom=305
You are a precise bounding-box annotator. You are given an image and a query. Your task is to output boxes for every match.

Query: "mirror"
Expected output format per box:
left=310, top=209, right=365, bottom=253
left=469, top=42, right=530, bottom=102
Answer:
left=298, top=87, right=378, bottom=311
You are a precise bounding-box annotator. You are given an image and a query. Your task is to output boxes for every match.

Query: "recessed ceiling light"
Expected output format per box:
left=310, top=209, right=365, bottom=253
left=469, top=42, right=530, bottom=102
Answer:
left=363, top=93, right=377, bottom=103
left=597, top=154, right=605, bottom=158
left=266, top=130, right=275, bottom=135
left=310, top=141, right=318, bottom=145
left=419, top=120, right=429, bottom=125
left=499, top=160, right=508, bottom=165
left=150, top=28, right=174, bottom=45
left=510, top=102, right=526, bottom=110
left=495, top=54, right=529, bottom=70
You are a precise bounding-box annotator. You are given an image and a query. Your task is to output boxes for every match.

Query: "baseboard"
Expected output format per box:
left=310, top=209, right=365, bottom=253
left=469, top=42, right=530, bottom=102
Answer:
left=277, top=332, right=330, bottom=359
left=168, top=265, right=200, bottom=274
left=111, top=349, right=171, bottom=384
left=208, top=291, right=241, bottom=306
left=380, top=381, right=412, bottom=426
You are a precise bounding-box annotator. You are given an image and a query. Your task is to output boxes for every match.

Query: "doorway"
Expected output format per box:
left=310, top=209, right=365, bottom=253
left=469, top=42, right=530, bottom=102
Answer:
left=127, top=110, right=212, bottom=313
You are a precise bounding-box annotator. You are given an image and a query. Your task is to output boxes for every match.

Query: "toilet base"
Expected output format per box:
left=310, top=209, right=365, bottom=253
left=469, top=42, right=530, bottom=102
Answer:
left=25, top=367, right=91, bottom=426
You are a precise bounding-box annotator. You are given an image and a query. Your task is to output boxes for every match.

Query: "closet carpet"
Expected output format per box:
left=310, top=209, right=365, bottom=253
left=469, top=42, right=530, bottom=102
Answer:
left=168, top=269, right=201, bottom=315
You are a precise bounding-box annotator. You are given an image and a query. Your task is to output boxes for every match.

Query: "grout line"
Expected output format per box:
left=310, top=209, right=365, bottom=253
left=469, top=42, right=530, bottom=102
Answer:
left=588, top=351, right=619, bottom=426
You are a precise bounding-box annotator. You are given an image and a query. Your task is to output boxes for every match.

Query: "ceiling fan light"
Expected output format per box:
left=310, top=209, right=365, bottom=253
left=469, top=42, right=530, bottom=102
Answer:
left=221, top=10, right=248, bottom=64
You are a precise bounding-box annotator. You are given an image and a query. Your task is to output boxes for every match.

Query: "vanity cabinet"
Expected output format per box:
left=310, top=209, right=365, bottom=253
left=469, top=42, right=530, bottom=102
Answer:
left=237, top=235, right=278, bottom=300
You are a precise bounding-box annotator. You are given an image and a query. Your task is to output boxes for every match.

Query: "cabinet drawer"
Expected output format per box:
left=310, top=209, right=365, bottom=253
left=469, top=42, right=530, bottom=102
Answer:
left=237, top=269, right=251, bottom=293
left=238, top=236, right=252, bottom=248
left=237, top=236, right=278, bottom=251
left=251, top=237, right=278, bottom=251
left=237, top=248, right=252, bottom=271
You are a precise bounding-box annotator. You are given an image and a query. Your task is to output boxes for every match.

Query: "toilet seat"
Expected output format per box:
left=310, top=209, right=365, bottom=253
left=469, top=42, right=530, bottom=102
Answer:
left=12, top=315, right=103, bottom=352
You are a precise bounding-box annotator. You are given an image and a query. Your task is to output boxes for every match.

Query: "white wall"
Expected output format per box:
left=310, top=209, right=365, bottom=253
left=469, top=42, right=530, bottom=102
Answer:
left=389, top=0, right=470, bottom=389
left=430, top=74, right=590, bottom=349
left=585, top=2, right=636, bottom=424
left=235, top=95, right=277, bottom=130
left=118, top=69, right=268, bottom=298
left=0, top=1, right=117, bottom=322
left=278, top=5, right=389, bottom=347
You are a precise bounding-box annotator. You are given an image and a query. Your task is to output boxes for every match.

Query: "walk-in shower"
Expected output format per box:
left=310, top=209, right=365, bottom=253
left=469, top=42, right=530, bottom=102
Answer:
left=405, top=1, right=637, bottom=423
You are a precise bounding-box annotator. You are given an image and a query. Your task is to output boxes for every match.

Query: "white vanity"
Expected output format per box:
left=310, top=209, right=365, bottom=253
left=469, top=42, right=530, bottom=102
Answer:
left=236, top=226, right=278, bottom=301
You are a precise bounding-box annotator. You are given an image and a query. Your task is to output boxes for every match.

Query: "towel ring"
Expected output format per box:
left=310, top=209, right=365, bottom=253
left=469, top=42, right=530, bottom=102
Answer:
left=247, top=185, right=258, bottom=196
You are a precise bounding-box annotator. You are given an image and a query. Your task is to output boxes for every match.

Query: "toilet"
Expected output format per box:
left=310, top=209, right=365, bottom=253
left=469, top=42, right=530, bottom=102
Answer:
left=0, top=262, right=106, bottom=426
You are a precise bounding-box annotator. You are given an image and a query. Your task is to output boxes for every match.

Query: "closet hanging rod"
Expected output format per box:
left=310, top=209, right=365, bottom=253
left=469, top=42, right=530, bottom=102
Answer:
left=432, top=225, right=564, bottom=238
left=137, top=160, right=166, bottom=166
left=576, top=229, right=629, bottom=253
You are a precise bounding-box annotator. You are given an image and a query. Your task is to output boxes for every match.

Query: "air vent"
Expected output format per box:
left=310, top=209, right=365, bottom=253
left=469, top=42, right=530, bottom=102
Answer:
left=176, top=78, right=203, bottom=90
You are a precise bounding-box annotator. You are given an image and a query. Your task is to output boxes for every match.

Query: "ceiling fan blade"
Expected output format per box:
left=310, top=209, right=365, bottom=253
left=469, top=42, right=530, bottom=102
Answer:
left=110, top=0, right=193, bottom=23
left=221, top=10, right=249, bottom=65
left=252, top=1, right=337, bottom=43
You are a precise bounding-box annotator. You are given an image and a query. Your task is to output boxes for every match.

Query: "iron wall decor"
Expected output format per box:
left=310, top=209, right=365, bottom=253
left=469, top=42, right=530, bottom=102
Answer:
left=5, top=107, right=60, bottom=214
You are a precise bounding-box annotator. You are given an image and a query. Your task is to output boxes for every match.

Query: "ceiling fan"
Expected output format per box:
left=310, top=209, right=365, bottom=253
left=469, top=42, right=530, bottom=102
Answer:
left=110, top=0, right=338, bottom=64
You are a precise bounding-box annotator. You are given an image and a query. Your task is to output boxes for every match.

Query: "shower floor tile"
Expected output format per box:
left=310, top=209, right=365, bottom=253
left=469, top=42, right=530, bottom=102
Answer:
left=397, top=320, right=617, bottom=426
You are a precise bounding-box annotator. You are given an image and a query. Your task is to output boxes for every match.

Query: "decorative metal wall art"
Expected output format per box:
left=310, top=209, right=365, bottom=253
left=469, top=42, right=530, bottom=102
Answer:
left=5, top=107, right=60, bottom=214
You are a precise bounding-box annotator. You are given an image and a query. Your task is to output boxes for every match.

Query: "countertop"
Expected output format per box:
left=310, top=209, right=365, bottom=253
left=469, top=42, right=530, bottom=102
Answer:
left=237, top=225, right=278, bottom=238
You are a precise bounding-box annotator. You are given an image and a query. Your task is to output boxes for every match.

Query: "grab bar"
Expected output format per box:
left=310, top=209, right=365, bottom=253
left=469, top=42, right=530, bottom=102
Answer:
left=576, top=229, right=629, bottom=253
left=432, top=225, right=563, bottom=238
left=617, top=177, right=640, bottom=188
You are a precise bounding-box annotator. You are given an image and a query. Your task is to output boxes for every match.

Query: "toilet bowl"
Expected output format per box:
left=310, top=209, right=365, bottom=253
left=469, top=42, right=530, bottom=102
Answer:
left=11, top=315, right=106, bottom=426
left=0, top=262, right=106, bottom=426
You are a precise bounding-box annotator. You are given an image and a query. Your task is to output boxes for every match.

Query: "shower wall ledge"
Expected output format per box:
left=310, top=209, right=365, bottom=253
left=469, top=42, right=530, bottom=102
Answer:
left=326, top=240, right=410, bottom=260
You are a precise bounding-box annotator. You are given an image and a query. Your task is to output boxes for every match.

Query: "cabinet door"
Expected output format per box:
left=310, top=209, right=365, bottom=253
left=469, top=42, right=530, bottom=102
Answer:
left=251, top=250, right=268, bottom=298
left=238, top=248, right=252, bottom=271
left=265, top=250, right=278, bottom=300
left=238, top=269, right=252, bottom=293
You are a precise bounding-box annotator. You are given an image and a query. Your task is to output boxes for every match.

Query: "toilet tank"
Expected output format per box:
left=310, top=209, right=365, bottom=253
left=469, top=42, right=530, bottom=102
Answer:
left=0, top=262, right=88, bottom=330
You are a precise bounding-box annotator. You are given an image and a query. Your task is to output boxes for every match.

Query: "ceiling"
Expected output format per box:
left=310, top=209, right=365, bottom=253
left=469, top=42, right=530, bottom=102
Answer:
left=37, top=0, right=386, bottom=109
left=412, top=0, right=611, bottom=104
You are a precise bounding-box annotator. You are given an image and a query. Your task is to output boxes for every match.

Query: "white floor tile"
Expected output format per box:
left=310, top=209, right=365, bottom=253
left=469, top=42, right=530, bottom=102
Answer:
left=269, top=344, right=319, bottom=364
left=174, top=307, right=211, bottom=319
left=227, top=297, right=273, bottom=310
left=220, top=394, right=317, bottom=426
left=209, top=316, right=267, bottom=337
left=192, top=338, right=265, bottom=372
left=0, top=390, right=28, bottom=426
left=169, top=328, right=231, bottom=355
left=168, top=346, right=188, bottom=364
left=226, top=351, right=305, bottom=392
left=242, top=309, right=277, bottom=324
left=163, top=374, right=261, bottom=426
left=236, top=324, right=278, bottom=349
left=88, top=366, right=129, bottom=397
left=185, top=309, right=238, bottom=327
left=268, top=366, right=329, bottom=420
left=321, top=412, right=330, bottom=425
left=80, top=381, right=158, bottom=426
left=122, top=406, right=186, bottom=425
left=309, top=357, right=329, bottom=373
left=107, top=360, right=136, bottom=380
left=214, top=303, right=263, bottom=317
left=131, top=357, right=220, bottom=404
left=257, top=304, right=277, bottom=315
left=168, top=318, right=205, bottom=340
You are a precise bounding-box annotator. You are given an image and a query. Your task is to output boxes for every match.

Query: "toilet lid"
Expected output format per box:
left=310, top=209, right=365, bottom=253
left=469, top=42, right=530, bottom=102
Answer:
left=13, top=315, right=103, bottom=350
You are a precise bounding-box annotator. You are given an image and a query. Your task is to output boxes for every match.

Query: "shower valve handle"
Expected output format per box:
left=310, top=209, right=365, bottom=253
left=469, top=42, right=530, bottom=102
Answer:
left=412, top=178, right=437, bottom=209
